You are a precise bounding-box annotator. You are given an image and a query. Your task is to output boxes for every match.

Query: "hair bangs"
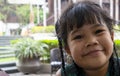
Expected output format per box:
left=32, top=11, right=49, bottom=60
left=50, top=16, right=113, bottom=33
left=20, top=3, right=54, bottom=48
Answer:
left=66, top=2, right=104, bottom=32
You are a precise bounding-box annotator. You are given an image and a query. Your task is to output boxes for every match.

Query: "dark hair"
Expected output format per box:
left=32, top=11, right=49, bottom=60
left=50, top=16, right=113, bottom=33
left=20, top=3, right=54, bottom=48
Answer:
left=57, top=1, right=114, bottom=46
left=55, top=1, right=120, bottom=76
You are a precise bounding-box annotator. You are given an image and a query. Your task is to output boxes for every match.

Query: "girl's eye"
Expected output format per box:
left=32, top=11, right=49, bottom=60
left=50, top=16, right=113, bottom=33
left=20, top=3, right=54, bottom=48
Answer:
left=73, top=35, right=83, bottom=40
left=95, top=29, right=105, bottom=34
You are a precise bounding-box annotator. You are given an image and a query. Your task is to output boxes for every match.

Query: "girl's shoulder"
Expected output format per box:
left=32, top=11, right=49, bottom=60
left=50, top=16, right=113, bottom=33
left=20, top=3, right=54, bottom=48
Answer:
left=61, top=63, right=76, bottom=76
left=65, top=63, right=76, bottom=72
left=61, top=63, right=82, bottom=76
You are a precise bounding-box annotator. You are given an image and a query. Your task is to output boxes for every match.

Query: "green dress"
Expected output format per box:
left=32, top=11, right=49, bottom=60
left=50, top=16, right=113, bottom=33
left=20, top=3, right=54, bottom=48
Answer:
left=61, top=63, right=110, bottom=76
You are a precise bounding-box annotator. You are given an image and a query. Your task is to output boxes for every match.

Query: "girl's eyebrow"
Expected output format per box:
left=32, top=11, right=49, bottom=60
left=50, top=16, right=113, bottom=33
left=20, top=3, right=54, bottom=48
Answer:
left=90, top=23, right=105, bottom=29
left=92, top=23, right=103, bottom=27
left=70, top=29, right=80, bottom=36
left=92, top=23, right=103, bottom=26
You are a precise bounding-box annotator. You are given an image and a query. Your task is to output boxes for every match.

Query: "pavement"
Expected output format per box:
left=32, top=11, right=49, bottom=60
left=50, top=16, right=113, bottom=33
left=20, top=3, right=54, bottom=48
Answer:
left=9, top=72, right=55, bottom=76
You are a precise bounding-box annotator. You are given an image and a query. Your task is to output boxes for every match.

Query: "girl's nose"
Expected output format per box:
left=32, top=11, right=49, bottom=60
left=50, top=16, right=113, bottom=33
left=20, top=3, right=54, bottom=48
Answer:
left=85, top=36, right=99, bottom=47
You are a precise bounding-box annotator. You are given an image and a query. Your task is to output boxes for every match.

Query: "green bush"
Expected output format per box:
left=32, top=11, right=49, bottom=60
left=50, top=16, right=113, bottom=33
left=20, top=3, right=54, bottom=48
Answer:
left=38, top=39, right=58, bottom=50
left=37, top=39, right=58, bottom=63
left=10, top=39, right=19, bottom=45
left=114, top=39, right=120, bottom=57
left=31, top=25, right=55, bottom=33
left=114, top=39, right=120, bottom=50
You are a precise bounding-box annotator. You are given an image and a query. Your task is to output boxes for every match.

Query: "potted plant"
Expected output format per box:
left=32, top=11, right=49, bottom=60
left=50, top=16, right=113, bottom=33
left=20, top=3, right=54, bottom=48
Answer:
left=11, top=38, right=48, bottom=74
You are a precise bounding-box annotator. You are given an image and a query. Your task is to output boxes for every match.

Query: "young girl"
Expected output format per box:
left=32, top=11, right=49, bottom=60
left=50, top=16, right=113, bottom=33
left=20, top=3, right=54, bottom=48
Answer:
left=55, top=1, right=120, bottom=76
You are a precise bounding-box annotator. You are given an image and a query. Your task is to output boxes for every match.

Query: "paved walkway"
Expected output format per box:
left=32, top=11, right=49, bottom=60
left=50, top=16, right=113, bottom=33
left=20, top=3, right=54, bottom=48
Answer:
left=9, top=72, right=55, bottom=76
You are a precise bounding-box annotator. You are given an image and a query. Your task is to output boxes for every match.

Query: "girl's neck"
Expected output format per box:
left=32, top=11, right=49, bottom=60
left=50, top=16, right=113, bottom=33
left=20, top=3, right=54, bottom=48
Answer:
left=84, top=62, right=109, bottom=76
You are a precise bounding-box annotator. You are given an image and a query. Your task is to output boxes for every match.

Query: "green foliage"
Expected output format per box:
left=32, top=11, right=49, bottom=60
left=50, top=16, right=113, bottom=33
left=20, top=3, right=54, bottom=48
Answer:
left=10, top=39, right=19, bottom=45
left=11, top=38, right=58, bottom=63
left=0, top=1, right=19, bottom=22
left=0, top=1, right=13, bottom=22
left=114, top=39, right=120, bottom=57
left=16, top=5, right=44, bottom=25
left=38, top=39, right=58, bottom=50
left=37, top=39, right=58, bottom=63
left=114, top=39, right=120, bottom=50
left=45, top=25, right=55, bottom=33
left=34, top=8, right=44, bottom=23
left=11, top=38, right=49, bottom=60
left=31, top=25, right=55, bottom=33
left=0, top=13, right=5, bottom=20
left=16, top=5, right=30, bottom=24
left=0, top=0, right=45, bottom=25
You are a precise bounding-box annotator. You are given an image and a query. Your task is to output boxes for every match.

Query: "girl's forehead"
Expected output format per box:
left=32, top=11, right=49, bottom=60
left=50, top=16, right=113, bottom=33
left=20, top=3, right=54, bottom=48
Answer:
left=71, top=23, right=106, bottom=32
left=72, top=22, right=105, bottom=29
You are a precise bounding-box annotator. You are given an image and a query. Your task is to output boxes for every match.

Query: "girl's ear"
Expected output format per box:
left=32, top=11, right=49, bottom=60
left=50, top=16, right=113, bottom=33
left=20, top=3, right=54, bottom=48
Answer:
left=111, top=31, right=114, bottom=41
left=65, top=46, right=71, bottom=55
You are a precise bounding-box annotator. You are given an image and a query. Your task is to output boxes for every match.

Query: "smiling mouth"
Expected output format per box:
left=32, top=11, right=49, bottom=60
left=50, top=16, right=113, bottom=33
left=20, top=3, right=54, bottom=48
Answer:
left=83, top=50, right=101, bottom=57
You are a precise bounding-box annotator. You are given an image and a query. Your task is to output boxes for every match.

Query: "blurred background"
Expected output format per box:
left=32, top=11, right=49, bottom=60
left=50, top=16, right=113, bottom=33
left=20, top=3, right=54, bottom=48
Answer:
left=0, top=0, right=120, bottom=76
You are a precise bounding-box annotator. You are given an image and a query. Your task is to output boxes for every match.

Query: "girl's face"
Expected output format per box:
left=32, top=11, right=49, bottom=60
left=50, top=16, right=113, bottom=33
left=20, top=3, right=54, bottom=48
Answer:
left=66, top=23, right=114, bottom=70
